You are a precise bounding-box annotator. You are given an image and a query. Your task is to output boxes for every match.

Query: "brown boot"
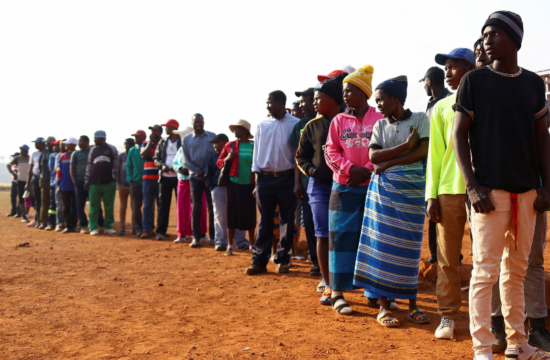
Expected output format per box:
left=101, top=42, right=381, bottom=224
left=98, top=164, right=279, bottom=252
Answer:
left=245, top=264, right=267, bottom=276
left=140, top=231, right=151, bottom=239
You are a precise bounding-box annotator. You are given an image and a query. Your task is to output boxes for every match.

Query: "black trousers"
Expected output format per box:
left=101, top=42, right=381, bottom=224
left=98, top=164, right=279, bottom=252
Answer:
left=32, top=176, right=41, bottom=221
left=130, top=183, right=143, bottom=233
left=252, top=173, right=296, bottom=267
left=302, top=190, right=317, bottom=265
left=189, top=176, right=214, bottom=240
left=61, top=190, right=77, bottom=229
left=157, top=177, right=178, bottom=235
left=17, top=181, right=26, bottom=214
left=428, top=220, right=437, bottom=259
left=10, top=181, right=20, bottom=215
left=48, top=187, right=57, bottom=225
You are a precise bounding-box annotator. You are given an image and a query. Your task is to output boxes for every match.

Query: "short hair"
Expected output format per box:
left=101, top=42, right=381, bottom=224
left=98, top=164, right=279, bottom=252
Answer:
left=80, top=135, right=90, bottom=143
left=192, top=113, right=203, bottom=120
left=125, top=138, right=135, bottom=147
left=474, top=36, right=483, bottom=52
left=269, top=90, right=286, bottom=104
left=292, top=100, right=300, bottom=107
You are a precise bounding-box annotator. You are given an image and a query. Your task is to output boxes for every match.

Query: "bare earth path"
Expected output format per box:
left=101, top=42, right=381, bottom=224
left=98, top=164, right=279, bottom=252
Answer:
left=1, top=191, right=548, bottom=359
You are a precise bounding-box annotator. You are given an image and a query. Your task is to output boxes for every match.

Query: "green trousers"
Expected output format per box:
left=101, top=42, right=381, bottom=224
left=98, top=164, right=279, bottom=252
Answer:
left=89, top=182, right=116, bottom=231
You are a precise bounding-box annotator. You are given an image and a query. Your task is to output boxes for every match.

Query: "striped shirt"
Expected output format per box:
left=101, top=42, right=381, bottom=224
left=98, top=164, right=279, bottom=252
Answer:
left=141, top=142, right=158, bottom=180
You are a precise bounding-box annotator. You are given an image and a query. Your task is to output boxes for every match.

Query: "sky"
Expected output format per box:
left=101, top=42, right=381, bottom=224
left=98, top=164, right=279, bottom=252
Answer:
left=1, top=0, right=549, bottom=164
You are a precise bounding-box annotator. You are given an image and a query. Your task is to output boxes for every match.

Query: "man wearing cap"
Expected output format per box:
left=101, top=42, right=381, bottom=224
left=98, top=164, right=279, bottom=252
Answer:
left=424, top=47, right=475, bottom=340
left=7, top=146, right=30, bottom=221
left=35, top=136, right=56, bottom=229
left=246, top=90, right=299, bottom=275
left=6, top=152, right=21, bottom=217
left=419, top=67, right=453, bottom=264
left=140, top=125, right=163, bottom=239
left=288, top=87, right=320, bottom=276
left=26, top=137, right=46, bottom=228
left=58, top=138, right=78, bottom=232
left=153, top=119, right=182, bottom=240
left=182, top=114, right=216, bottom=247
left=127, top=130, right=146, bottom=237
left=453, top=11, right=550, bottom=360
left=85, top=130, right=118, bottom=236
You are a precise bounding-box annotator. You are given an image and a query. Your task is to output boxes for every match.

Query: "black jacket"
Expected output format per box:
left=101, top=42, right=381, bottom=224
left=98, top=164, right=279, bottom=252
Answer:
left=295, top=115, right=334, bottom=186
left=153, top=135, right=182, bottom=180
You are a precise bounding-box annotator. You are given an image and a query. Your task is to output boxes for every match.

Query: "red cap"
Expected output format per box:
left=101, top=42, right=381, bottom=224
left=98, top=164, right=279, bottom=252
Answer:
left=50, top=140, right=62, bottom=146
left=161, top=119, right=179, bottom=129
left=131, top=130, right=146, bottom=137
left=317, top=70, right=345, bottom=83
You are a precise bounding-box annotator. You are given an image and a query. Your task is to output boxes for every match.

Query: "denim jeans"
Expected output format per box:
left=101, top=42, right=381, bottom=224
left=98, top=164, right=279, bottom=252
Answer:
left=142, top=179, right=159, bottom=232
left=212, top=186, right=247, bottom=247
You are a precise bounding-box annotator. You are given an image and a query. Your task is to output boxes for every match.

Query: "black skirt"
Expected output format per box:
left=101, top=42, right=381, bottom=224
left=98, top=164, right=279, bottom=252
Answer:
left=227, top=179, right=257, bottom=230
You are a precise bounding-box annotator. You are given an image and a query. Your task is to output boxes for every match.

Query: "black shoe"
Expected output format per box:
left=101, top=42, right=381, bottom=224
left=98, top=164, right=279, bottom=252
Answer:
left=14, top=214, right=21, bottom=218
left=189, top=239, right=200, bottom=248
left=237, top=242, right=249, bottom=250
left=156, top=234, right=165, bottom=241
left=491, top=325, right=507, bottom=353
left=215, top=245, right=227, bottom=252
left=38, top=224, right=46, bottom=230
left=529, top=328, right=550, bottom=352
left=6, top=212, right=16, bottom=217
left=310, top=265, right=321, bottom=276
left=117, top=230, right=125, bottom=237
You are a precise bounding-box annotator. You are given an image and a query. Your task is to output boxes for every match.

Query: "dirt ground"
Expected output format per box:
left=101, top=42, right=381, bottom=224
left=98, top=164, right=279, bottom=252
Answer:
left=1, top=191, right=550, bottom=360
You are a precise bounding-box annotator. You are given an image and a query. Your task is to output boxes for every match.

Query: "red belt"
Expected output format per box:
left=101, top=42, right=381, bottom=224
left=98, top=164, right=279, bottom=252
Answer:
left=510, top=193, right=518, bottom=251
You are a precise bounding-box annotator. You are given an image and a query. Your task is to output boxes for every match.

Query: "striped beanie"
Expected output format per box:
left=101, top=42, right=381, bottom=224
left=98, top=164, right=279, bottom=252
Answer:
left=376, top=76, right=408, bottom=105
left=482, top=11, right=523, bottom=50
left=343, top=65, right=374, bottom=99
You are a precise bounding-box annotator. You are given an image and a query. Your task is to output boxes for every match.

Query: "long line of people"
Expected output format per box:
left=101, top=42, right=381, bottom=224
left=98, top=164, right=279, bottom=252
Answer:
left=5, top=10, right=550, bottom=360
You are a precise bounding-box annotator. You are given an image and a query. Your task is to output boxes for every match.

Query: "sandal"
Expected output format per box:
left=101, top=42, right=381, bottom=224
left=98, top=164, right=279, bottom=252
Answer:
left=407, top=309, right=431, bottom=324
left=319, top=286, right=331, bottom=305
left=377, top=309, right=400, bottom=327
left=316, top=279, right=326, bottom=293
left=330, top=295, right=353, bottom=315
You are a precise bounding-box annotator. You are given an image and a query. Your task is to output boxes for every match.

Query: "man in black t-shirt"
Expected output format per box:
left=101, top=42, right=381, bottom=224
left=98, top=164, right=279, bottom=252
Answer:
left=84, top=130, right=118, bottom=236
left=453, top=11, right=550, bottom=360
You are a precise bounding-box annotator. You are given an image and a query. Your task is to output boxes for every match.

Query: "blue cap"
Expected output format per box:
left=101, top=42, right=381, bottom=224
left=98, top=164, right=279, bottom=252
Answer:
left=94, top=130, right=106, bottom=138
left=20, top=144, right=30, bottom=151
left=435, top=48, right=475, bottom=66
left=32, top=137, right=45, bottom=143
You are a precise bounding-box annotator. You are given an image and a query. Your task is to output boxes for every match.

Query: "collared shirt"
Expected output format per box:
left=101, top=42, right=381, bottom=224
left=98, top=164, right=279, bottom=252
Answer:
left=252, top=113, right=300, bottom=173
left=182, top=130, right=216, bottom=177
left=425, top=88, right=453, bottom=120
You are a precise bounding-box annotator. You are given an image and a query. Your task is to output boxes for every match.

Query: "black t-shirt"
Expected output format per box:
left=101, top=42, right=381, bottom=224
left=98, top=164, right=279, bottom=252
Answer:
left=455, top=66, right=548, bottom=194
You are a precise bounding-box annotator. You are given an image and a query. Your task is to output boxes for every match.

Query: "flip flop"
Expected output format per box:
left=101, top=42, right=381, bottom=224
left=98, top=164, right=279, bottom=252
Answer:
left=377, top=309, right=400, bottom=327
left=319, top=286, right=331, bottom=305
left=407, top=309, right=431, bottom=324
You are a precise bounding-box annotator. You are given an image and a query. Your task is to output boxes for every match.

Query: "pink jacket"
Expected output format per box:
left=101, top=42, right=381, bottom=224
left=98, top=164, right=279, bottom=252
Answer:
left=324, top=107, right=384, bottom=186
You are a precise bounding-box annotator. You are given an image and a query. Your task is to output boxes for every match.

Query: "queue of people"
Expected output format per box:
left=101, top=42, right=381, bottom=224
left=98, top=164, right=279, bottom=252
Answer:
left=5, top=10, right=550, bottom=360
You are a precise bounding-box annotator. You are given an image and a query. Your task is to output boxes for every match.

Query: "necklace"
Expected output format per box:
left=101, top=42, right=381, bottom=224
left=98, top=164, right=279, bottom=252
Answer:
left=487, top=65, right=522, bottom=78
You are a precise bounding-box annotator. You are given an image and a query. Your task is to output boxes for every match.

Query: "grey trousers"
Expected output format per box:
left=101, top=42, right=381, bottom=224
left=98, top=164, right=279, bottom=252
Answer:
left=491, top=211, right=547, bottom=319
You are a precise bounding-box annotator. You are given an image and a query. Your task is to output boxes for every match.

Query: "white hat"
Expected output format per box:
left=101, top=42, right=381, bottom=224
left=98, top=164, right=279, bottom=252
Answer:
left=178, top=126, right=193, bottom=138
left=229, top=120, right=253, bottom=139
left=64, top=137, right=78, bottom=145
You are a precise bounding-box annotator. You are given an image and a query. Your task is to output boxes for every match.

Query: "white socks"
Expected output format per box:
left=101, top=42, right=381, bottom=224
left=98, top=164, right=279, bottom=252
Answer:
left=505, top=343, right=535, bottom=359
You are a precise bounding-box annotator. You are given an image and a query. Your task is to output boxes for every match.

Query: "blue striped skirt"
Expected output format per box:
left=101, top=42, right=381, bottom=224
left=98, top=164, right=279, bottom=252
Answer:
left=329, top=181, right=369, bottom=291
left=353, top=164, right=426, bottom=299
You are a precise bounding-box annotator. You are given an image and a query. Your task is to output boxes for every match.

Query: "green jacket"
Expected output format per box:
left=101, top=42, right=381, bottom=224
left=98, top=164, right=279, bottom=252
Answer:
left=126, top=145, right=144, bottom=185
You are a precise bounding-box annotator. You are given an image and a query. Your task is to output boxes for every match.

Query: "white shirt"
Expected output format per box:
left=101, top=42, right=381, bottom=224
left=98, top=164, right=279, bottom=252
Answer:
left=30, top=151, right=42, bottom=176
left=252, top=113, right=300, bottom=173
left=164, top=139, right=178, bottom=177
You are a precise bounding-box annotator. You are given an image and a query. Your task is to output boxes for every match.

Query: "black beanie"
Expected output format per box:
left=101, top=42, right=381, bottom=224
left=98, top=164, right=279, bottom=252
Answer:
left=482, top=11, right=523, bottom=50
left=315, top=73, right=346, bottom=107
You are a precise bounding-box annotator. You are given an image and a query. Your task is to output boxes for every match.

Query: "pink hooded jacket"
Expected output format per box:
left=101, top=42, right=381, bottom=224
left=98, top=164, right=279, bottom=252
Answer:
left=324, top=106, right=384, bottom=186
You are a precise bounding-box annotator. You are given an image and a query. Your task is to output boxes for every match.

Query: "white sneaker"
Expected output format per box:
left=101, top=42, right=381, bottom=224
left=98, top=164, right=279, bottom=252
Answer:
left=104, top=229, right=116, bottom=235
left=80, top=227, right=89, bottom=234
left=90, top=230, right=99, bottom=236
left=435, top=317, right=455, bottom=339
left=27, top=220, right=38, bottom=227
left=174, top=236, right=188, bottom=243
left=199, top=236, right=211, bottom=245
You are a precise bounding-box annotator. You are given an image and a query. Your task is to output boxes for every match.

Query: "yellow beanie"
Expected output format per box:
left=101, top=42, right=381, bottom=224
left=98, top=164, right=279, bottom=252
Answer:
left=343, top=65, right=374, bottom=99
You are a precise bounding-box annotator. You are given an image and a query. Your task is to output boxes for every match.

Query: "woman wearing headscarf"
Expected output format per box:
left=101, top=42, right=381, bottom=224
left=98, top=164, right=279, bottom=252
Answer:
left=217, top=120, right=256, bottom=255
left=296, top=73, right=346, bottom=305
left=324, top=65, right=385, bottom=314
left=353, top=76, right=431, bottom=327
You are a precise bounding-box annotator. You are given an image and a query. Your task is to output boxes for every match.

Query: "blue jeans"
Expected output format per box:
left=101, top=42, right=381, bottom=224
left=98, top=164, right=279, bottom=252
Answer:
left=75, top=180, right=103, bottom=228
left=212, top=186, right=247, bottom=247
left=142, top=179, right=159, bottom=232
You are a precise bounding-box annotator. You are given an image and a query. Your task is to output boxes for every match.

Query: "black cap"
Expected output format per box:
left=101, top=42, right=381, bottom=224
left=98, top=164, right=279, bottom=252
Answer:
left=148, top=125, right=163, bottom=134
left=210, top=133, right=229, bottom=143
left=295, top=88, right=314, bottom=98
left=11, top=152, right=21, bottom=157
left=419, top=67, right=445, bottom=82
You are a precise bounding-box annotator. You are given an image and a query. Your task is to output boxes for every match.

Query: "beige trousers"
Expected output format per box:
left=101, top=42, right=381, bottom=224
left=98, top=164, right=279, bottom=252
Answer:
left=469, top=189, right=537, bottom=355
left=436, top=194, right=467, bottom=320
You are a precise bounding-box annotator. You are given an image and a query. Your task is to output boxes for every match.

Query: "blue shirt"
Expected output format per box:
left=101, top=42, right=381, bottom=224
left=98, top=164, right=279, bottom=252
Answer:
left=205, top=152, right=221, bottom=191
left=252, top=113, right=300, bottom=173
left=49, top=152, right=58, bottom=187
left=182, top=131, right=216, bottom=178
left=172, top=147, right=190, bottom=181
left=57, top=152, right=75, bottom=191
